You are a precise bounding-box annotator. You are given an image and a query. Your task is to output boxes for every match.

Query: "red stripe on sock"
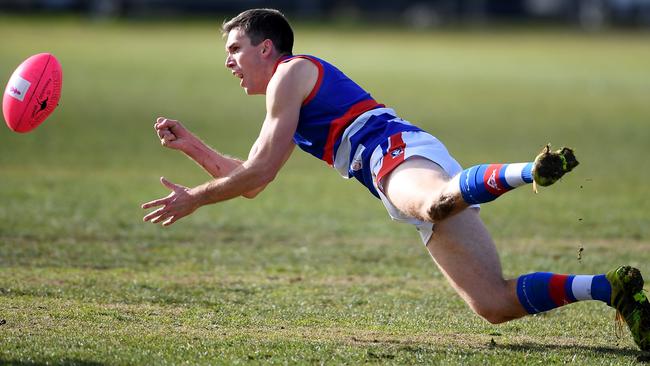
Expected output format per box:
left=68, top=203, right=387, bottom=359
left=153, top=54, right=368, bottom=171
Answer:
left=549, top=274, right=571, bottom=306
left=483, top=164, right=505, bottom=196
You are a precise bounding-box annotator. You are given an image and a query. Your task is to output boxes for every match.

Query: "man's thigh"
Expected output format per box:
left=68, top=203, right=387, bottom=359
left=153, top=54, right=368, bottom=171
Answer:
left=382, top=157, right=450, bottom=220
left=426, top=208, right=523, bottom=316
left=427, top=207, right=503, bottom=282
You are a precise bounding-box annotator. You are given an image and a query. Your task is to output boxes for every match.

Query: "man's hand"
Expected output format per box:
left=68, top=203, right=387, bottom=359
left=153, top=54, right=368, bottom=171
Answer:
left=154, top=117, right=197, bottom=152
left=141, top=177, right=200, bottom=226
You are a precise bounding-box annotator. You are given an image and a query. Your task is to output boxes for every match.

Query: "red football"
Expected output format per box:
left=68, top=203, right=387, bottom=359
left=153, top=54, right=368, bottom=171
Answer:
left=3, top=53, right=62, bottom=133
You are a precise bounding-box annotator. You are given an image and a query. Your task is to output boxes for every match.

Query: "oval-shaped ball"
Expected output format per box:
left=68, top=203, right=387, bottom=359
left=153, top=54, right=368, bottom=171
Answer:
left=3, top=53, right=63, bottom=133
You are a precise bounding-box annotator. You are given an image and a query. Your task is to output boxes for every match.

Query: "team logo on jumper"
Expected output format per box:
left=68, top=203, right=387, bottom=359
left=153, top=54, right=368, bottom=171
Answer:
left=351, top=158, right=362, bottom=171
left=390, top=147, right=404, bottom=158
left=5, top=74, right=31, bottom=102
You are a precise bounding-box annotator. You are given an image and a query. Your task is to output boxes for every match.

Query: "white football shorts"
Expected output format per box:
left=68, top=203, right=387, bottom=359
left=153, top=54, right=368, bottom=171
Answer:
left=369, top=130, right=476, bottom=245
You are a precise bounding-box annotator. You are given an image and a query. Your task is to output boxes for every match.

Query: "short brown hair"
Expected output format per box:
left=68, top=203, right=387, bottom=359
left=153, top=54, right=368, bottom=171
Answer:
left=222, top=9, right=294, bottom=55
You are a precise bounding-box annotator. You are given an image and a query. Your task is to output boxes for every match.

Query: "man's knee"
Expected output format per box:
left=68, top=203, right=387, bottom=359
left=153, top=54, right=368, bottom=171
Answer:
left=471, top=303, right=512, bottom=324
left=468, top=290, right=524, bottom=325
left=461, top=281, right=521, bottom=325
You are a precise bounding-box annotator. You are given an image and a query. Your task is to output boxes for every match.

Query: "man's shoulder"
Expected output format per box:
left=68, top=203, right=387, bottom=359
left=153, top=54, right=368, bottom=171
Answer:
left=269, top=56, right=320, bottom=102
left=275, top=56, right=319, bottom=80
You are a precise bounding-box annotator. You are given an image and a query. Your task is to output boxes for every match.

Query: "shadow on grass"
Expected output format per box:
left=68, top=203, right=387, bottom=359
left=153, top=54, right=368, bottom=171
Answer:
left=494, top=342, right=649, bottom=362
left=0, top=358, right=104, bottom=366
left=353, top=335, right=649, bottom=362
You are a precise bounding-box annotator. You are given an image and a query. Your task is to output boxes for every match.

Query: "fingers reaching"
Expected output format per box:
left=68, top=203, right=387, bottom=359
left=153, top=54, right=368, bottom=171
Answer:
left=142, top=177, right=195, bottom=227
left=162, top=216, right=177, bottom=226
left=143, top=206, right=166, bottom=222
left=141, top=195, right=170, bottom=210
left=150, top=210, right=173, bottom=224
left=140, top=178, right=178, bottom=211
left=160, top=176, right=181, bottom=191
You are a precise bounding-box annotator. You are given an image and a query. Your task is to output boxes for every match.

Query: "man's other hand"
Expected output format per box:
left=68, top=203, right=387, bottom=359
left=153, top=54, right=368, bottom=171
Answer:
left=154, top=117, right=196, bottom=152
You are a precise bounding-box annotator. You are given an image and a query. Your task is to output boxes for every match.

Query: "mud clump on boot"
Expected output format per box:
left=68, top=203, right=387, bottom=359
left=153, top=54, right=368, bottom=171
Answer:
left=533, top=144, right=579, bottom=187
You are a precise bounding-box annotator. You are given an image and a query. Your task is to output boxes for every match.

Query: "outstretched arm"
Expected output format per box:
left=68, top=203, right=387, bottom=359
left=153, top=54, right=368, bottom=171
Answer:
left=153, top=117, right=274, bottom=198
left=142, top=58, right=316, bottom=226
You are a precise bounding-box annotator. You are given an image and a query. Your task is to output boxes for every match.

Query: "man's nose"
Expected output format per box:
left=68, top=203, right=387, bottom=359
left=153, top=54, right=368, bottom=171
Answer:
left=225, top=56, right=235, bottom=68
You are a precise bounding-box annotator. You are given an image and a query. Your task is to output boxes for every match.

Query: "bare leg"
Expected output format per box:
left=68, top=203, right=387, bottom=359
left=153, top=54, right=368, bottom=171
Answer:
left=382, top=157, right=468, bottom=222
left=383, top=157, right=527, bottom=323
left=426, top=208, right=527, bottom=323
left=384, top=144, right=580, bottom=223
left=388, top=155, right=646, bottom=350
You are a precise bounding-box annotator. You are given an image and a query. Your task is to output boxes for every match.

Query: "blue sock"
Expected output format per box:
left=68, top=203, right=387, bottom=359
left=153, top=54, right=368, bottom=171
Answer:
left=458, top=162, right=533, bottom=204
left=516, top=272, right=611, bottom=314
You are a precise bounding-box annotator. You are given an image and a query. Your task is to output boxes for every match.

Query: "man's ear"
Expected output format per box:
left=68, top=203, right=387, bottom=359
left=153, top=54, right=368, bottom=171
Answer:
left=261, top=39, right=274, bottom=57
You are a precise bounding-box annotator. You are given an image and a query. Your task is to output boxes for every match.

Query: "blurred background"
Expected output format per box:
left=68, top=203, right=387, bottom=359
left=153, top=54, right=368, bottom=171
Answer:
left=2, top=0, right=650, bottom=30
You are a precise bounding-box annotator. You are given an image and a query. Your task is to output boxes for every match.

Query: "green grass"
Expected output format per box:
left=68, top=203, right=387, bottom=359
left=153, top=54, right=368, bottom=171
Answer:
left=1, top=17, right=649, bottom=365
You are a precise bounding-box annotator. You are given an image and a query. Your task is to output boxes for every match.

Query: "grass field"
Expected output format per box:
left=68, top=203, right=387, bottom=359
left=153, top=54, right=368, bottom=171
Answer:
left=1, top=16, right=649, bottom=365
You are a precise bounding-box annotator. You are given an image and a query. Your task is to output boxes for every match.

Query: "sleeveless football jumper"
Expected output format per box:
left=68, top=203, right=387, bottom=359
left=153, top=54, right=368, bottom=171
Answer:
left=278, top=55, right=423, bottom=196
left=277, top=55, right=465, bottom=243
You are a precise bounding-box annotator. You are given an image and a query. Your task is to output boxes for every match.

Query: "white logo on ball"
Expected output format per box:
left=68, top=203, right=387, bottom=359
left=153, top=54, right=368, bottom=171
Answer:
left=5, top=74, right=31, bottom=102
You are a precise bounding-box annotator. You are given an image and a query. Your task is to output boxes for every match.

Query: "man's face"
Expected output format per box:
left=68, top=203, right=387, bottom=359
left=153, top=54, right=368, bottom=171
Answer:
left=224, top=28, right=268, bottom=95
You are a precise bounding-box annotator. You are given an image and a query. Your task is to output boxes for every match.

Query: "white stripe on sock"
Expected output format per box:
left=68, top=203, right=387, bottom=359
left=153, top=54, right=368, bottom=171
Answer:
left=504, top=163, right=529, bottom=187
left=572, top=275, right=594, bottom=300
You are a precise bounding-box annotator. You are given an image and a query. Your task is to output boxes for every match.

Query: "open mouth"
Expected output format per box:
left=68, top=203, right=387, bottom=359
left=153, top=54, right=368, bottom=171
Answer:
left=232, top=71, right=244, bottom=86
